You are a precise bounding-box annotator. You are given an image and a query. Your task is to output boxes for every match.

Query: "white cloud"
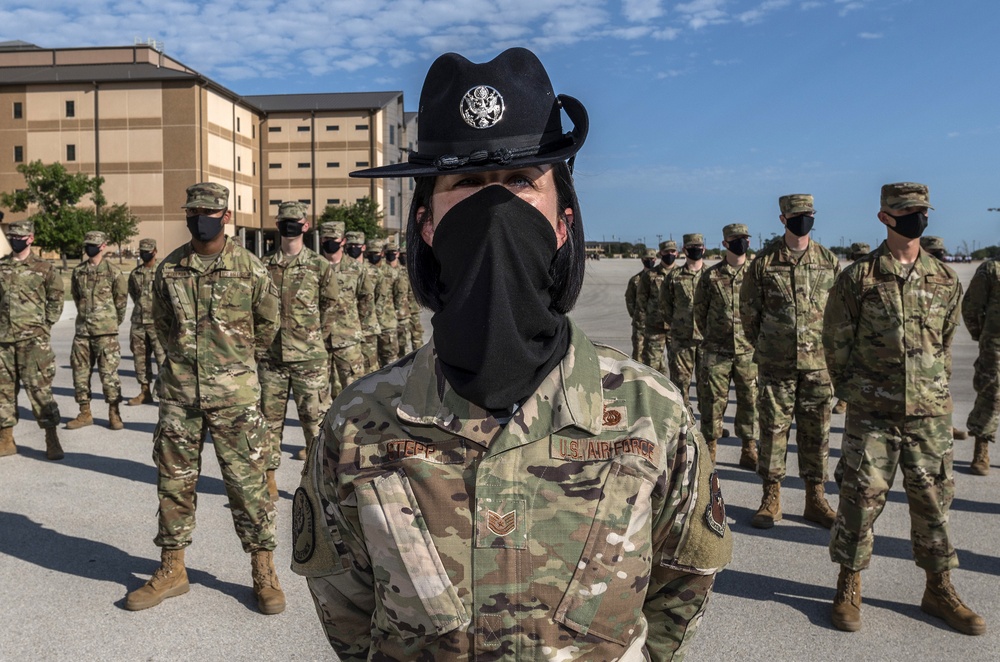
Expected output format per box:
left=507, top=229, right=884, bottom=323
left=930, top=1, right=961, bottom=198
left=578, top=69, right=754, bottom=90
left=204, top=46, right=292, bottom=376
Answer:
left=622, top=0, right=664, bottom=22
left=858, top=32, right=882, bottom=39
left=675, top=0, right=729, bottom=29
left=737, top=0, right=791, bottom=24
left=800, top=1, right=822, bottom=8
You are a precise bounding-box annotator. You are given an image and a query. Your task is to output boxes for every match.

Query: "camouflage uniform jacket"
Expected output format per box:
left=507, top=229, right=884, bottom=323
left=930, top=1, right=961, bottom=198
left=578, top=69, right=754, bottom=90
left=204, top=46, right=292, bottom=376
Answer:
left=358, top=261, right=381, bottom=336
left=373, top=262, right=398, bottom=331
left=740, top=238, right=840, bottom=371
left=391, top=264, right=412, bottom=321
left=0, top=253, right=64, bottom=342
left=327, top=257, right=366, bottom=349
left=297, top=321, right=731, bottom=661
left=694, top=260, right=752, bottom=356
left=962, top=259, right=1000, bottom=352
left=660, top=265, right=704, bottom=346
left=71, top=258, right=128, bottom=337
left=263, top=247, right=338, bottom=363
left=152, top=238, right=279, bottom=409
left=625, top=269, right=646, bottom=329
left=128, top=262, right=156, bottom=325
left=823, top=242, right=961, bottom=417
left=636, top=262, right=675, bottom=332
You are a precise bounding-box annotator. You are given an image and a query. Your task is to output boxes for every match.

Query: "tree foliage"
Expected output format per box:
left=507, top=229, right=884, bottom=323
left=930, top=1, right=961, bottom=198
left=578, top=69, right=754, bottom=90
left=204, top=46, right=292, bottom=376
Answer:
left=971, top=245, right=1000, bottom=260
left=95, top=203, right=142, bottom=262
left=318, top=197, right=385, bottom=242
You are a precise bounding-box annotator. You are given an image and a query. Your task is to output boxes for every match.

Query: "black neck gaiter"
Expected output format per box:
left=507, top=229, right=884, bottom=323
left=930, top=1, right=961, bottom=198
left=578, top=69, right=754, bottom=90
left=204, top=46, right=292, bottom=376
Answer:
left=431, top=186, right=570, bottom=411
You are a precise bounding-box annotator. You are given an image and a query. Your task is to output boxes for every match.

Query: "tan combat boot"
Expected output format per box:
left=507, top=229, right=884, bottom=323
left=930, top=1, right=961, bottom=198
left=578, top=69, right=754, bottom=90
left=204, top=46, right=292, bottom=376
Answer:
left=44, top=427, right=64, bottom=461
left=705, top=439, right=717, bottom=465
left=127, top=384, right=153, bottom=406
left=921, top=570, right=986, bottom=635
left=970, top=438, right=990, bottom=476
left=739, top=439, right=758, bottom=471
left=266, top=469, right=278, bottom=501
left=108, top=402, right=124, bottom=430
left=831, top=399, right=847, bottom=415
left=751, top=480, right=782, bottom=529
left=251, top=550, right=286, bottom=614
left=125, top=548, right=190, bottom=611
left=831, top=565, right=862, bottom=632
left=952, top=427, right=968, bottom=440
left=0, top=427, right=16, bottom=457
left=295, top=448, right=307, bottom=461
left=803, top=480, right=837, bottom=529
left=65, top=402, right=93, bottom=430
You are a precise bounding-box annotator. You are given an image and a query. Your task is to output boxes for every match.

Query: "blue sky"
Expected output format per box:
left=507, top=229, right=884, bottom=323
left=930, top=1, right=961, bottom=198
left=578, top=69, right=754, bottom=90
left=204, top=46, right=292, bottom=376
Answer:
left=3, top=0, right=997, bottom=251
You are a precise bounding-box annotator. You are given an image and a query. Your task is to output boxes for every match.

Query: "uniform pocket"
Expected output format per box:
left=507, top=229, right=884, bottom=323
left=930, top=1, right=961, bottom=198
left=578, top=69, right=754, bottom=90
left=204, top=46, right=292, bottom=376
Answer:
left=356, top=471, right=468, bottom=640
left=555, top=461, right=655, bottom=645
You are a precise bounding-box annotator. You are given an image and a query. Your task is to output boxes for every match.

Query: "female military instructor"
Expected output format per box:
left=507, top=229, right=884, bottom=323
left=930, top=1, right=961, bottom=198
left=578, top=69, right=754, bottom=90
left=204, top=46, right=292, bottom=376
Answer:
left=290, top=47, right=731, bottom=661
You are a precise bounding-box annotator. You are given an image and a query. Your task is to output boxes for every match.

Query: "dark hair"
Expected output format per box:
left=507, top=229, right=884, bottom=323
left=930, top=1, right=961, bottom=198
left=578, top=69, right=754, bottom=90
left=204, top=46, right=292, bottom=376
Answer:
left=405, top=161, right=585, bottom=314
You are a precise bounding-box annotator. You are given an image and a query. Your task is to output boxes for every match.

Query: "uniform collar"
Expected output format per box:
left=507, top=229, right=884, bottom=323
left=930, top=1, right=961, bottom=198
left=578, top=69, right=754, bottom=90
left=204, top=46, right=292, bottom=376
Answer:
left=875, top=240, right=936, bottom=280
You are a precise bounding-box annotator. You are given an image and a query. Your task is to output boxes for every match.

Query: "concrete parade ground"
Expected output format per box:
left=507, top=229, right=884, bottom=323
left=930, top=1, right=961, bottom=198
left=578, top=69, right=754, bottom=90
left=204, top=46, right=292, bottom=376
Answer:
left=1, top=258, right=998, bottom=661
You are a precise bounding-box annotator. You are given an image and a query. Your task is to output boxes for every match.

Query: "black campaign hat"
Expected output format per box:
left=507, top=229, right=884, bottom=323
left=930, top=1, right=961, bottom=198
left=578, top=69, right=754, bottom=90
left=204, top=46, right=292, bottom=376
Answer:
left=351, top=48, right=588, bottom=179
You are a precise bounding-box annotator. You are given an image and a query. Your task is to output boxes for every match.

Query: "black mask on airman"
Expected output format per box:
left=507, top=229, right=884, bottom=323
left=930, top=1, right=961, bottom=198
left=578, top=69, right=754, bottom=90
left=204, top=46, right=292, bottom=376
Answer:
left=685, top=246, right=705, bottom=261
left=887, top=211, right=928, bottom=239
left=139, top=250, right=155, bottom=263
left=662, top=253, right=677, bottom=266
left=726, top=238, right=750, bottom=256
left=277, top=220, right=305, bottom=238
left=322, top=239, right=342, bottom=254
left=641, top=258, right=656, bottom=269
left=345, top=245, right=364, bottom=259
left=85, top=245, right=102, bottom=258
left=785, top=214, right=814, bottom=237
left=9, top=237, right=29, bottom=253
left=187, top=214, right=225, bottom=242
left=385, top=250, right=399, bottom=262
left=367, top=254, right=383, bottom=265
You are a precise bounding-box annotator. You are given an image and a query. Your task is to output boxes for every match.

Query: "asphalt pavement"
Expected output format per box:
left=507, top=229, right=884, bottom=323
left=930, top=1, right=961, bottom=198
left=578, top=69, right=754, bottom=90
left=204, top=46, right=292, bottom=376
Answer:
left=1, top=257, right=997, bottom=661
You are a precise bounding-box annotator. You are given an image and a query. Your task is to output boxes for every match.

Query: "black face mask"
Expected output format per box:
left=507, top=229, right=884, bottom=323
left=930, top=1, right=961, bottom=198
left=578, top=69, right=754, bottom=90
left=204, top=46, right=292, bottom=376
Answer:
left=727, top=238, right=750, bottom=256
left=929, top=249, right=946, bottom=262
left=385, top=250, right=399, bottom=262
left=9, top=237, right=29, bottom=253
left=641, top=258, right=656, bottom=269
left=785, top=214, right=814, bottom=237
left=345, top=245, right=364, bottom=259
left=322, top=239, right=342, bottom=254
left=277, top=220, right=305, bottom=238
left=888, top=210, right=928, bottom=239
left=367, top=254, right=383, bottom=265
left=399, top=254, right=407, bottom=266
left=85, top=245, right=102, bottom=258
left=431, top=185, right=570, bottom=411
left=186, top=214, right=225, bottom=242
left=139, top=250, right=155, bottom=263
left=685, top=246, right=705, bottom=261
left=662, top=253, right=677, bottom=266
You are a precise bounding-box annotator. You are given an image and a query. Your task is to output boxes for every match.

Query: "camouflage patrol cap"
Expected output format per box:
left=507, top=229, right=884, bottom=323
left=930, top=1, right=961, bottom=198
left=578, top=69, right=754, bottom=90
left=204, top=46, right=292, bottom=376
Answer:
left=659, top=240, right=678, bottom=252
left=345, top=230, right=366, bottom=244
left=367, top=238, right=386, bottom=253
left=849, top=242, right=870, bottom=257
left=921, top=236, right=946, bottom=252
left=319, top=221, right=345, bottom=239
left=277, top=201, right=308, bottom=220
left=385, top=237, right=400, bottom=251
left=182, top=182, right=229, bottom=210
left=683, top=233, right=704, bottom=247
left=644, top=249, right=657, bottom=258
left=84, top=230, right=107, bottom=245
left=881, top=182, right=934, bottom=211
left=6, top=220, right=34, bottom=236
left=723, top=223, right=750, bottom=239
left=779, top=194, right=815, bottom=217
left=138, top=238, right=157, bottom=251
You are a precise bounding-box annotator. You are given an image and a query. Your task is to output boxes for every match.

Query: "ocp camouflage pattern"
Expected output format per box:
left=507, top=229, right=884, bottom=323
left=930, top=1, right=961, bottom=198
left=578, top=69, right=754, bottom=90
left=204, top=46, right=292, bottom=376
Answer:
left=0, top=252, right=64, bottom=342
left=72, top=258, right=128, bottom=337
left=263, top=246, right=338, bottom=363
left=963, top=259, right=1000, bottom=441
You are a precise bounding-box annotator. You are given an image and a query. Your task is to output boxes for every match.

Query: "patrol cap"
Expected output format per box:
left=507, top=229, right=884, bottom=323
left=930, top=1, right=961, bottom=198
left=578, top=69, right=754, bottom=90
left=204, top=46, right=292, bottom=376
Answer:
left=683, top=233, right=704, bottom=247
left=385, top=237, right=400, bottom=251
left=643, top=249, right=657, bottom=258
left=138, top=238, right=157, bottom=251
left=723, top=223, right=750, bottom=239
left=779, top=194, right=815, bottom=217
left=182, top=182, right=229, bottom=210
left=921, top=236, right=945, bottom=252
left=849, top=242, right=870, bottom=257
left=84, top=230, right=107, bottom=245
left=659, top=240, right=678, bottom=252
left=6, top=220, right=33, bottom=236
left=277, top=201, right=308, bottom=220
left=319, top=221, right=345, bottom=239
left=367, top=238, right=386, bottom=253
left=345, top=230, right=365, bottom=244
left=881, top=182, right=934, bottom=211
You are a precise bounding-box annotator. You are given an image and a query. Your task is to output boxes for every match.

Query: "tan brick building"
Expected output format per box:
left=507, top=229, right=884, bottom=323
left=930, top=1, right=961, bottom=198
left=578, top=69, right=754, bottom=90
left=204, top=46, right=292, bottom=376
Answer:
left=0, top=41, right=412, bottom=254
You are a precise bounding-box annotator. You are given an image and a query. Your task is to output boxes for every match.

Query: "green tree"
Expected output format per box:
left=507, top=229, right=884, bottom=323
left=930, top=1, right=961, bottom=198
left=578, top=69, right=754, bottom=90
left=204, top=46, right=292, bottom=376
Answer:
left=0, top=160, right=105, bottom=267
left=318, top=197, right=385, bottom=242
left=95, top=203, right=141, bottom=262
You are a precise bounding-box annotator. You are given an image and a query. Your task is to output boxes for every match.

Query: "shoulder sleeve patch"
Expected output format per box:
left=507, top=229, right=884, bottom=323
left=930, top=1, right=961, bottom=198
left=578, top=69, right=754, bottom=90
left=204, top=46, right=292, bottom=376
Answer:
left=669, top=431, right=733, bottom=572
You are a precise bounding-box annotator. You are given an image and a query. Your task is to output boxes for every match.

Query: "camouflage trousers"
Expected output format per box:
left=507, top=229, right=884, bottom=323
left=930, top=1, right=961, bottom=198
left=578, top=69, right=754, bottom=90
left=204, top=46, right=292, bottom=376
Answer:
left=329, top=343, right=366, bottom=399
left=698, top=350, right=758, bottom=442
left=377, top=328, right=399, bottom=368
left=630, top=323, right=645, bottom=362
left=668, top=343, right=698, bottom=409
left=0, top=337, right=60, bottom=429
left=641, top=329, right=667, bottom=374
left=129, top=322, right=165, bottom=386
left=259, top=357, right=330, bottom=471
left=757, top=369, right=832, bottom=483
left=71, top=333, right=122, bottom=404
left=152, top=401, right=276, bottom=552
left=967, top=351, right=1000, bottom=442
left=410, top=312, right=424, bottom=347
left=361, top=335, right=379, bottom=374
left=830, top=408, right=957, bottom=573
left=396, top=318, right=412, bottom=359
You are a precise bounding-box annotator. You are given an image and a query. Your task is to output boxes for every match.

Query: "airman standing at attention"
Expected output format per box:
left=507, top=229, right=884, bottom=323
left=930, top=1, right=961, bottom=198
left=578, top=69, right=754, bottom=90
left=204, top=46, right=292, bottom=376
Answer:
left=962, top=237, right=1000, bottom=476
left=741, top=194, right=840, bottom=530
left=66, top=230, right=128, bottom=431
left=384, top=237, right=413, bottom=358
left=635, top=239, right=678, bottom=373
left=0, top=220, right=64, bottom=460
left=832, top=243, right=870, bottom=417
left=661, top=233, right=705, bottom=409
left=345, top=230, right=380, bottom=373
left=694, top=223, right=758, bottom=468
left=126, top=238, right=165, bottom=407
left=824, top=182, right=983, bottom=636
left=400, top=246, right=425, bottom=354
left=318, top=221, right=368, bottom=400
left=625, top=249, right=657, bottom=361
left=258, top=202, right=338, bottom=496
left=367, top=237, right=399, bottom=367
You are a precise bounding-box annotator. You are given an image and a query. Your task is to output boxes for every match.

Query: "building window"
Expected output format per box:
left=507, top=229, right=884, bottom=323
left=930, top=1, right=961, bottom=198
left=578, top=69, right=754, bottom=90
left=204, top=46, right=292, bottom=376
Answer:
left=355, top=161, right=369, bottom=167
left=14, top=145, right=24, bottom=162
left=238, top=195, right=242, bottom=211
left=298, top=162, right=310, bottom=168
left=253, top=199, right=257, bottom=213
left=390, top=197, right=395, bottom=215
left=237, top=156, right=241, bottom=172
left=66, top=100, right=75, bottom=118
left=356, top=124, right=368, bottom=131
left=409, top=179, right=414, bottom=191
left=298, top=199, right=310, bottom=205
left=236, top=117, right=241, bottom=132
left=253, top=162, right=256, bottom=175
left=389, top=125, right=395, bottom=145
left=269, top=163, right=282, bottom=169
left=269, top=199, right=281, bottom=205
left=297, top=126, right=310, bottom=132
left=326, top=161, right=340, bottom=168
left=13, top=102, right=22, bottom=119
left=66, top=144, right=76, bottom=161
left=252, top=125, right=255, bottom=138
left=327, top=198, right=340, bottom=205
left=268, top=126, right=281, bottom=133
left=326, top=125, right=339, bottom=131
